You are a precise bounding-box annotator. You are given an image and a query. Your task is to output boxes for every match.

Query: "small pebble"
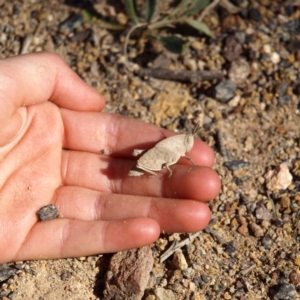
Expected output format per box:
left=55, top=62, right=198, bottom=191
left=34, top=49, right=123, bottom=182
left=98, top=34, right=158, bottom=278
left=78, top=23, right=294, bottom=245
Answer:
left=224, top=242, right=237, bottom=256
left=228, top=58, right=250, bottom=86
left=289, top=271, right=300, bottom=286
left=249, top=222, right=264, bottom=238
left=265, top=163, right=293, bottom=191
left=276, top=82, right=288, bottom=96
left=222, top=35, right=242, bottom=62
left=278, top=95, right=291, bottom=106
left=270, top=52, right=280, bottom=65
left=36, top=204, right=58, bottom=221
left=154, top=287, right=175, bottom=300
left=224, top=160, right=250, bottom=171
left=61, top=271, right=72, bottom=281
left=283, top=19, right=300, bottom=35
left=261, top=235, right=273, bottom=250
left=0, top=265, right=18, bottom=283
left=214, top=80, right=236, bottom=103
left=255, top=205, right=272, bottom=221
left=172, top=250, right=188, bottom=270
left=59, top=13, right=83, bottom=32
left=201, top=274, right=210, bottom=283
left=248, top=8, right=262, bottom=22
left=294, top=254, right=300, bottom=266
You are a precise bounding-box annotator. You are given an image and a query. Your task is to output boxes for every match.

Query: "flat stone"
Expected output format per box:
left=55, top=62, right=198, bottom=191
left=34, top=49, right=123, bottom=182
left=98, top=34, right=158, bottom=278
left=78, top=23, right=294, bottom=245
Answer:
left=103, top=246, right=154, bottom=300
left=224, top=160, right=250, bottom=171
left=215, top=80, right=236, bottom=103
left=0, top=264, right=17, bottom=282
left=271, top=283, right=298, bottom=300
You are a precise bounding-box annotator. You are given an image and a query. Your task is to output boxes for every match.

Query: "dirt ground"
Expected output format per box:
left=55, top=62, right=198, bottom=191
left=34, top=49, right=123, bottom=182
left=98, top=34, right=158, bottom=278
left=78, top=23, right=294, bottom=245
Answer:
left=1, top=0, right=300, bottom=299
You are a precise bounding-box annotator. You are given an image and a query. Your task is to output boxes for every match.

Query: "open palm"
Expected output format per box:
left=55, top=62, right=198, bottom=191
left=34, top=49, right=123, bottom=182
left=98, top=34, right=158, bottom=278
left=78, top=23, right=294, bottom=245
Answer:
left=0, top=52, right=220, bottom=263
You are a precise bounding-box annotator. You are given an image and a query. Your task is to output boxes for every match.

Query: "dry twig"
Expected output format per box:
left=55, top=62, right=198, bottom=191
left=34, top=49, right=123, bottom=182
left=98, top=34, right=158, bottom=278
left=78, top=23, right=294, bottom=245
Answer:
left=160, top=232, right=201, bottom=263
left=266, top=191, right=279, bottom=220
left=199, top=0, right=221, bottom=22
left=138, top=68, right=222, bottom=83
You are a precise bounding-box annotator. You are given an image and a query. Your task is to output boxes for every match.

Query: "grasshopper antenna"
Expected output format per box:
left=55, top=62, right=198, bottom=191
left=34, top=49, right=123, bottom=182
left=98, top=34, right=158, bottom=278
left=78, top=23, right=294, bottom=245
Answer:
left=192, top=122, right=201, bottom=135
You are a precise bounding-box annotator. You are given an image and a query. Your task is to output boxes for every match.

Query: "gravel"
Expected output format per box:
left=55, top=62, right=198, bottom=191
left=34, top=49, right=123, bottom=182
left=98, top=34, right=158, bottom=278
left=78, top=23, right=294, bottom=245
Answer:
left=1, top=0, right=300, bottom=299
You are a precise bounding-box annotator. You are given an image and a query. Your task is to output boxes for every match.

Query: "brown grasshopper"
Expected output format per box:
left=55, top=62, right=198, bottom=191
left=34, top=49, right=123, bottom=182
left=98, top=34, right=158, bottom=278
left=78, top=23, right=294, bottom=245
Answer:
left=128, top=122, right=200, bottom=178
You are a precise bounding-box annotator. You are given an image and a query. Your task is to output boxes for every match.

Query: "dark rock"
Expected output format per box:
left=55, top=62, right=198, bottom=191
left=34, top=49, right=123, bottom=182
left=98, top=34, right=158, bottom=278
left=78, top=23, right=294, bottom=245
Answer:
left=248, top=8, right=262, bottom=22
left=285, top=6, right=295, bottom=16
left=52, top=35, right=63, bottom=47
left=222, top=35, right=242, bottom=62
left=25, top=268, right=37, bottom=276
left=293, top=82, right=300, bottom=95
left=224, top=160, right=250, bottom=171
left=193, top=276, right=203, bottom=288
left=270, top=283, right=298, bottom=300
left=37, top=204, right=58, bottom=221
left=287, top=39, right=300, bottom=52
left=59, top=13, right=83, bottom=33
left=276, top=82, right=289, bottom=96
left=230, top=0, right=247, bottom=7
left=278, top=95, right=291, bottom=106
left=70, top=29, right=92, bottom=42
left=201, top=274, right=210, bottom=283
left=224, top=241, right=236, bottom=255
left=215, top=80, right=236, bottom=103
left=279, top=59, right=290, bottom=68
left=0, top=264, right=17, bottom=282
left=61, top=271, right=72, bottom=281
left=0, top=290, right=10, bottom=297
left=283, top=19, right=300, bottom=35
left=273, top=218, right=283, bottom=227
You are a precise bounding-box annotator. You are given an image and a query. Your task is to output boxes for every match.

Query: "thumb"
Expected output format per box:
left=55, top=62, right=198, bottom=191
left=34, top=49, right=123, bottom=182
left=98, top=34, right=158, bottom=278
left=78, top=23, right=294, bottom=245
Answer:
left=0, top=52, right=105, bottom=145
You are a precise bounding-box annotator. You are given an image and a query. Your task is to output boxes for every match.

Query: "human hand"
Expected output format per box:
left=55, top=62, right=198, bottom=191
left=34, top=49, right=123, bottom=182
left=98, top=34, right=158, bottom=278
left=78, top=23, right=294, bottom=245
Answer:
left=0, top=52, right=220, bottom=263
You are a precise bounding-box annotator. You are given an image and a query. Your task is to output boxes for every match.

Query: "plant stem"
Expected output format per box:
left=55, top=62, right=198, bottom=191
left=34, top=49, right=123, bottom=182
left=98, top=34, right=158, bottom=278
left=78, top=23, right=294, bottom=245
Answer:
left=124, top=23, right=148, bottom=58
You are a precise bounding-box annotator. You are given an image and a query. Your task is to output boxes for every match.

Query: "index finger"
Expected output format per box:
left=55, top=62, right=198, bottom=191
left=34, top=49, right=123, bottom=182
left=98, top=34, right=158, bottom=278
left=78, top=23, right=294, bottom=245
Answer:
left=61, top=110, right=215, bottom=167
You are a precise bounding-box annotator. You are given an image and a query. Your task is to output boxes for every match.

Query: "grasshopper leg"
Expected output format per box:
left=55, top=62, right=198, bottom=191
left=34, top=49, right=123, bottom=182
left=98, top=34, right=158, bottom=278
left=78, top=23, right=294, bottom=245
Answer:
left=183, top=155, right=196, bottom=166
left=162, top=163, right=173, bottom=178
left=135, top=165, right=158, bottom=176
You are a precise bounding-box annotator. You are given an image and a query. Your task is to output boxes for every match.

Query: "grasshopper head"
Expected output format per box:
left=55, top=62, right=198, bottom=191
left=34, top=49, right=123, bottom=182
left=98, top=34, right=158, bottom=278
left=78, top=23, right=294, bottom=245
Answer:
left=184, top=122, right=200, bottom=152
left=184, top=133, right=194, bottom=152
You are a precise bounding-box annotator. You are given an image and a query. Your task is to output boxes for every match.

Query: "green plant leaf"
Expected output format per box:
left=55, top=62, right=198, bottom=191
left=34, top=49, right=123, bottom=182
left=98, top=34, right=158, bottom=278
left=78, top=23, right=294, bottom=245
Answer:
left=146, top=0, right=157, bottom=22
left=82, top=9, right=125, bottom=31
left=181, top=0, right=210, bottom=17
left=157, top=36, right=188, bottom=53
left=82, top=9, right=92, bottom=21
left=185, top=18, right=214, bottom=37
left=124, top=0, right=139, bottom=24
left=169, top=0, right=193, bottom=17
